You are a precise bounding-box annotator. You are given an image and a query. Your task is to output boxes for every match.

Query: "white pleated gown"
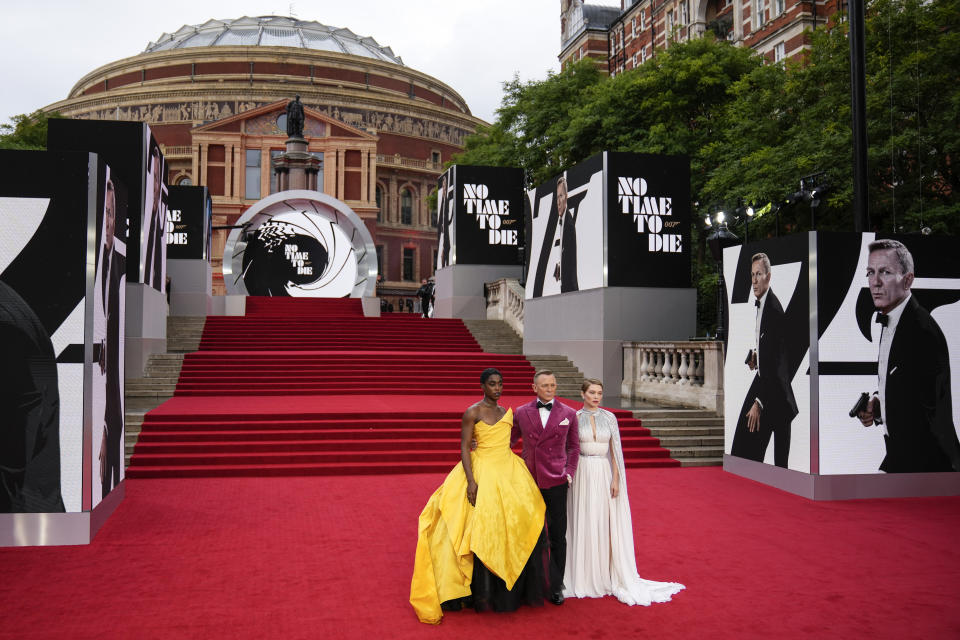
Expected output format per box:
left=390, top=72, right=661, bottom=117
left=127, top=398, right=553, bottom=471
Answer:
left=564, top=408, right=685, bottom=606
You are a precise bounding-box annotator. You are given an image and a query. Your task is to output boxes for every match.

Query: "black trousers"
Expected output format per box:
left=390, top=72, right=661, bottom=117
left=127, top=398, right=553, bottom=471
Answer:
left=540, top=483, right=568, bottom=594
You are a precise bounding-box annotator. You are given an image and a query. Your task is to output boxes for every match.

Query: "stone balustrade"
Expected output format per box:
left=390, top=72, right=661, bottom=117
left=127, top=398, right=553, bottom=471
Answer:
left=621, top=340, right=724, bottom=412
left=483, top=277, right=525, bottom=337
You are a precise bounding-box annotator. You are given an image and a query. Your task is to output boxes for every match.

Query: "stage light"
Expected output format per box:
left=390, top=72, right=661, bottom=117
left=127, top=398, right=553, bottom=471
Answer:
left=716, top=211, right=726, bottom=224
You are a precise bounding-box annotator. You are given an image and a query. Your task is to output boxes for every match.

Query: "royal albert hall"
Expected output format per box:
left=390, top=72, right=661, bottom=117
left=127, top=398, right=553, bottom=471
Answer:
left=45, top=16, right=484, bottom=298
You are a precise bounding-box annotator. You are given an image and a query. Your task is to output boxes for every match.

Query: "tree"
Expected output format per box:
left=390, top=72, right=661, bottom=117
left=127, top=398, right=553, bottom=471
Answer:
left=703, top=0, right=960, bottom=238
left=0, top=109, right=61, bottom=150
left=452, top=61, right=605, bottom=186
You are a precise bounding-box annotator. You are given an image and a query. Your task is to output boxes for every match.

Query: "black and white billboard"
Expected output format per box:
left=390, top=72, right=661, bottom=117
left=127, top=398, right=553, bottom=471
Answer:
left=141, top=136, right=168, bottom=290
left=48, top=119, right=167, bottom=294
left=223, top=191, right=377, bottom=298
left=434, top=165, right=524, bottom=270
left=723, top=231, right=960, bottom=475
left=526, top=153, right=604, bottom=298
left=0, top=150, right=127, bottom=513
left=606, top=152, right=690, bottom=288
left=166, top=185, right=211, bottom=261
left=815, top=233, right=960, bottom=474
left=723, top=234, right=811, bottom=472
left=525, top=152, right=691, bottom=299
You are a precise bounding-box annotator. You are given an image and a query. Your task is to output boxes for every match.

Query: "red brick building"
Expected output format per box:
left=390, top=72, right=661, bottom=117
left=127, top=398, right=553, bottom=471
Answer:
left=560, top=0, right=844, bottom=75
left=46, top=16, right=485, bottom=301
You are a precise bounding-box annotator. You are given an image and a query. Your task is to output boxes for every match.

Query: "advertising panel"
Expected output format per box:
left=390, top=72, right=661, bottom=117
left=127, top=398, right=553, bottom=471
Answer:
left=723, top=234, right=811, bottom=472
left=47, top=119, right=166, bottom=293
left=141, top=134, right=168, bottom=291
left=443, top=165, right=524, bottom=266
left=435, top=167, right=455, bottom=270
left=816, top=233, right=960, bottom=474
left=166, top=185, right=211, bottom=261
left=0, top=150, right=126, bottom=513
left=525, top=153, right=605, bottom=299
left=605, top=152, right=691, bottom=288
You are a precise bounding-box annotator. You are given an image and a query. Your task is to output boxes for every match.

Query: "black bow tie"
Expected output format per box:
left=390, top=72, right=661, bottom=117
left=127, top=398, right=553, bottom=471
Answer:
left=755, top=298, right=761, bottom=308
left=875, top=313, right=888, bottom=327
left=537, top=401, right=553, bottom=410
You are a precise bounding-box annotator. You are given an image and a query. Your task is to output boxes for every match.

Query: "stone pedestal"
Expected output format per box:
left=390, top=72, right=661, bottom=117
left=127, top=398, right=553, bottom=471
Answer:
left=167, top=259, right=213, bottom=316
left=434, top=264, right=523, bottom=320
left=125, top=282, right=168, bottom=378
left=523, top=287, right=697, bottom=402
left=273, top=137, right=320, bottom=191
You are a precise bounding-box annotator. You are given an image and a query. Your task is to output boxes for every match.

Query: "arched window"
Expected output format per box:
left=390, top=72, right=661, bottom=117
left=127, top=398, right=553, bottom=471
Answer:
left=400, top=188, right=413, bottom=225
left=376, top=185, right=383, bottom=222
left=176, top=175, right=193, bottom=186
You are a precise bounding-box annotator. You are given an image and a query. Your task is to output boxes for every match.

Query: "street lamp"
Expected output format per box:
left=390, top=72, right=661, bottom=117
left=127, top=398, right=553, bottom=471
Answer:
left=787, top=171, right=830, bottom=230
left=705, top=212, right=740, bottom=341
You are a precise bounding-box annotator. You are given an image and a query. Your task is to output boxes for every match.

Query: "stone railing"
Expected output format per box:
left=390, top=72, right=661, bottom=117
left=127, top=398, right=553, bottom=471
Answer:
left=484, top=278, right=525, bottom=337
left=161, top=145, right=193, bottom=159
left=621, top=341, right=724, bottom=412
left=375, top=153, right=443, bottom=173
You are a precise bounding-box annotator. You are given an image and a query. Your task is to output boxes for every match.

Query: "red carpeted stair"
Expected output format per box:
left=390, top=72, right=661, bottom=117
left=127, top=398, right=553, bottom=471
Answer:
left=127, top=299, right=679, bottom=478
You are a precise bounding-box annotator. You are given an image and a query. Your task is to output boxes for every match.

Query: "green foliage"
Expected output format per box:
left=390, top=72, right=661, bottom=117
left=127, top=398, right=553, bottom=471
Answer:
left=453, top=0, right=959, bottom=334
left=0, top=109, right=61, bottom=150
left=704, top=0, right=960, bottom=237
left=453, top=61, right=606, bottom=186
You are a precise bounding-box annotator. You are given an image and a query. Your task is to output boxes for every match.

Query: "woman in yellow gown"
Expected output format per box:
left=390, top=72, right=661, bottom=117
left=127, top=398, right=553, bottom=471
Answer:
left=410, top=368, right=547, bottom=624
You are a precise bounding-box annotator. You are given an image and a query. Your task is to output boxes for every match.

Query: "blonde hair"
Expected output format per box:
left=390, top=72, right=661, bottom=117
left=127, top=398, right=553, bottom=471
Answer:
left=581, top=378, right=603, bottom=392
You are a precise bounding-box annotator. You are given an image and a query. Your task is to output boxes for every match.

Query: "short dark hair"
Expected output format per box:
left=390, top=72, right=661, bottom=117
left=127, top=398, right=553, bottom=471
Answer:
left=480, top=368, right=502, bottom=384
left=868, top=239, right=914, bottom=275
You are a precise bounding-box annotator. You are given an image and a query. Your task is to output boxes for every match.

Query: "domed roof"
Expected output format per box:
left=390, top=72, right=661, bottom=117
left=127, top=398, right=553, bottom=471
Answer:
left=144, top=16, right=403, bottom=65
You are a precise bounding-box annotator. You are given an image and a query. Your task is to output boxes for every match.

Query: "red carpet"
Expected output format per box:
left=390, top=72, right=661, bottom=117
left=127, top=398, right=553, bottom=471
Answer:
left=128, top=299, right=680, bottom=477
left=1, top=467, right=957, bottom=639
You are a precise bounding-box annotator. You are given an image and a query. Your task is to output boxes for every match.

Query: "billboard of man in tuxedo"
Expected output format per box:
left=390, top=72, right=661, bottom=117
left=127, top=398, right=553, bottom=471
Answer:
left=855, top=239, right=960, bottom=472
left=436, top=173, right=453, bottom=270
left=534, top=176, right=579, bottom=295
left=730, top=252, right=798, bottom=467
left=142, top=145, right=166, bottom=291
left=97, top=178, right=126, bottom=497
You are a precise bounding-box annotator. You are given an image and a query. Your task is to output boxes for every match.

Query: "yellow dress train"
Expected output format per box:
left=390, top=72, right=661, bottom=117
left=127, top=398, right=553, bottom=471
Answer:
left=409, top=409, right=546, bottom=624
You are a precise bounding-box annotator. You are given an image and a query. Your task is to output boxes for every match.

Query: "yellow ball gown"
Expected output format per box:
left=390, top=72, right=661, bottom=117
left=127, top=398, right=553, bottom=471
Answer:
left=409, top=409, right=547, bottom=624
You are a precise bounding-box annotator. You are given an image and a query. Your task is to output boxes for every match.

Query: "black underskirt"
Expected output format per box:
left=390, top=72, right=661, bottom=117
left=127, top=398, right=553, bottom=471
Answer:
left=441, top=526, right=547, bottom=614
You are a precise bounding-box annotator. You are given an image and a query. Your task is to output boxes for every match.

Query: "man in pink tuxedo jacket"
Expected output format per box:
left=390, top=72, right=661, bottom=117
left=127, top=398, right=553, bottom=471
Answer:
left=511, top=370, right=580, bottom=604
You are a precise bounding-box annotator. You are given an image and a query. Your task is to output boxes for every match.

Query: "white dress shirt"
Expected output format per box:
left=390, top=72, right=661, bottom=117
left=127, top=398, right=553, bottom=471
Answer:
left=538, top=402, right=552, bottom=428
left=877, top=293, right=910, bottom=436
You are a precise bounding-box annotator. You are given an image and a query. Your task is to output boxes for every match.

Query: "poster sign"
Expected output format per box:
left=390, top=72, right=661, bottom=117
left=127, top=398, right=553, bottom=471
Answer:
left=435, top=165, right=524, bottom=270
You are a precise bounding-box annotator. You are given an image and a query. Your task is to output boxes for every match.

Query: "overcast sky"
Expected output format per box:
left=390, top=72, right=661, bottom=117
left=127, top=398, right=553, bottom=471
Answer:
left=0, top=0, right=586, bottom=127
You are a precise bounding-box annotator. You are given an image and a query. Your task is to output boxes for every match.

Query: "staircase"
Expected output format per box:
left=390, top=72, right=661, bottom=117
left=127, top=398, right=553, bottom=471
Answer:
left=525, top=354, right=586, bottom=400
left=126, top=298, right=680, bottom=478
left=123, top=316, right=205, bottom=467
left=633, top=408, right=724, bottom=467
left=461, top=319, right=523, bottom=354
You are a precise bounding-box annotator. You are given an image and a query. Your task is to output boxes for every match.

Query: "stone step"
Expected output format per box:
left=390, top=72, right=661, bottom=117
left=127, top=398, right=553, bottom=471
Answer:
left=632, top=408, right=719, bottom=418
left=646, top=426, right=724, bottom=437
left=676, top=457, right=723, bottom=467
left=462, top=319, right=522, bottom=355
left=665, top=445, right=724, bottom=458
left=656, top=435, right=724, bottom=447
left=637, top=417, right=724, bottom=428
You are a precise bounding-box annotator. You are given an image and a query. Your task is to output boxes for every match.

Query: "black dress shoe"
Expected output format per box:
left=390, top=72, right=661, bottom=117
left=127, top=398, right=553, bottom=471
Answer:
left=549, top=592, right=564, bottom=605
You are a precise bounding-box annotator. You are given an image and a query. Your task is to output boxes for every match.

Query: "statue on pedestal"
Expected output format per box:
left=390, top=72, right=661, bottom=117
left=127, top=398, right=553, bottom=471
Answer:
left=286, top=95, right=305, bottom=138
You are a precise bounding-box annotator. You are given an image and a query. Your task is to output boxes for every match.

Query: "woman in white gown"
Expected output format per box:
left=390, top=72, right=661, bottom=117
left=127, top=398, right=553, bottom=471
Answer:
left=564, top=378, right=685, bottom=605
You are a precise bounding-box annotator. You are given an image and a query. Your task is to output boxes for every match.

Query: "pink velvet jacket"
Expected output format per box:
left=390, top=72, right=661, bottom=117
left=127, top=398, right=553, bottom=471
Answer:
left=511, top=399, right=580, bottom=489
